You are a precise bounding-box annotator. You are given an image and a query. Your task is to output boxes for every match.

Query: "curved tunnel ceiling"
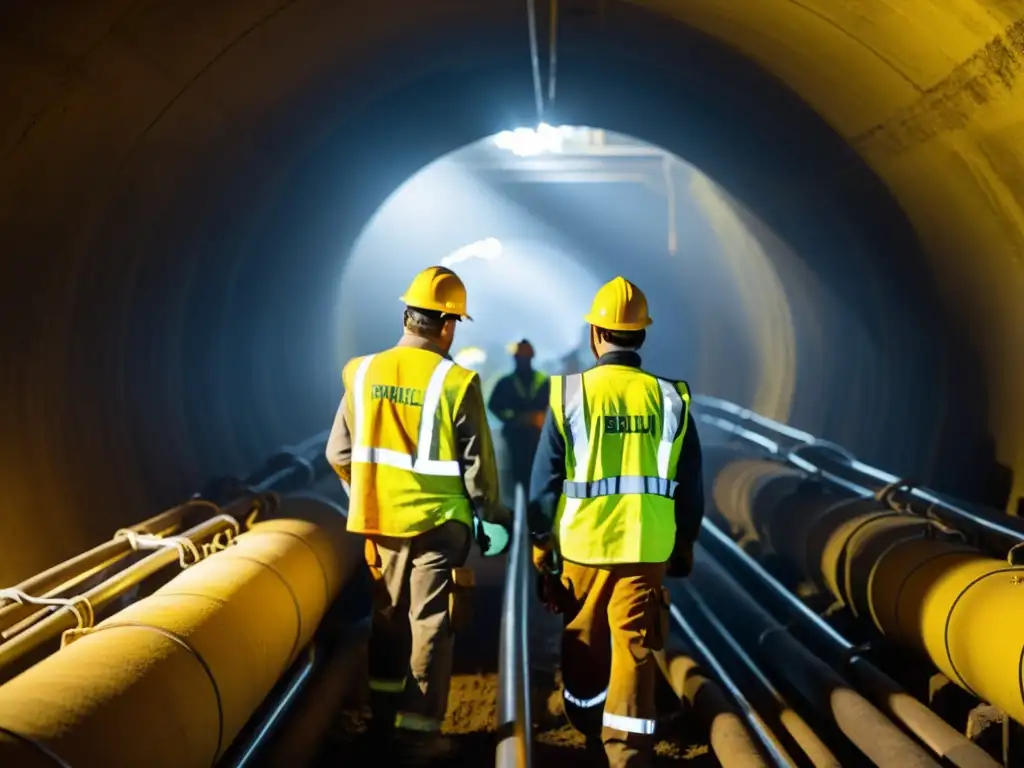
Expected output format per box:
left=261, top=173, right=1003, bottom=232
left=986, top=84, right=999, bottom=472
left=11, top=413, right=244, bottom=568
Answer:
left=1, top=0, right=1022, bottom=582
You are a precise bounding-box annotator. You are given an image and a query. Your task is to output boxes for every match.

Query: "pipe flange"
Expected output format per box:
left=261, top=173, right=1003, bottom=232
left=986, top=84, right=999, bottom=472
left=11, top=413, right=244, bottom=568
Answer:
left=1008, top=542, right=1024, bottom=566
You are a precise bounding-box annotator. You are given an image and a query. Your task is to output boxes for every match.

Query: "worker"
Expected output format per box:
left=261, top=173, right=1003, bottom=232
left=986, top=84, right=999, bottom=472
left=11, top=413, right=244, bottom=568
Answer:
left=326, top=265, right=512, bottom=764
left=487, top=339, right=550, bottom=498
left=528, top=276, right=704, bottom=767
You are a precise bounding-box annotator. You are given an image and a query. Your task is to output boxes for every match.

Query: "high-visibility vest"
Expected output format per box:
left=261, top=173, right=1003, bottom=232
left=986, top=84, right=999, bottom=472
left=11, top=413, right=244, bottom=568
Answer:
left=342, top=346, right=478, bottom=536
left=550, top=365, right=690, bottom=565
left=492, top=370, right=549, bottom=422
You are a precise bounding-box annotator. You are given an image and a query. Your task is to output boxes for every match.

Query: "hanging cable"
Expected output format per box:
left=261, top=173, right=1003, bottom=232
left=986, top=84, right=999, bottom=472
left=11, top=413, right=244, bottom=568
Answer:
left=526, top=0, right=545, bottom=123
left=547, top=0, right=559, bottom=106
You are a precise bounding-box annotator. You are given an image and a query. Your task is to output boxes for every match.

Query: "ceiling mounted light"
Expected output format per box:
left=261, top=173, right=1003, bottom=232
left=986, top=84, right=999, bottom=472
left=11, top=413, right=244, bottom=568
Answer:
left=492, top=123, right=567, bottom=156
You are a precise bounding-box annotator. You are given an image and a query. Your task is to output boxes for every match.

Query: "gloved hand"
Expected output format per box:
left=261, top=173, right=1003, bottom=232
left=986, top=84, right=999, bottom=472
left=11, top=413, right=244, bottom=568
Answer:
left=473, top=517, right=512, bottom=557
left=536, top=573, right=565, bottom=613
left=666, top=539, right=694, bottom=578
left=515, top=411, right=546, bottom=430
left=530, top=533, right=559, bottom=574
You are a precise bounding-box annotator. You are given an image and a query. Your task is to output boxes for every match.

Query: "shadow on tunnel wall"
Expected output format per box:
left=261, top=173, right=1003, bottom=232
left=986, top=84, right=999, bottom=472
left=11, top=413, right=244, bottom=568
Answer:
left=0, top=1, right=1000, bottom=583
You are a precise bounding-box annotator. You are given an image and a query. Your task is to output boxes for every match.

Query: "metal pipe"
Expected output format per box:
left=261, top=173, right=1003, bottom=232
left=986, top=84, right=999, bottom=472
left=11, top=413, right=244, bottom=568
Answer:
left=234, top=619, right=371, bottom=768
left=810, top=451, right=1024, bottom=554
left=0, top=502, right=217, bottom=636
left=689, top=548, right=940, bottom=767
left=665, top=606, right=786, bottom=767
left=0, top=514, right=239, bottom=682
left=0, top=504, right=356, bottom=768
left=699, top=520, right=1001, bottom=768
left=691, top=396, right=814, bottom=445
left=693, top=395, right=1024, bottom=553
left=674, top=582, right=841, bottom=767
left=709, top=454, right=1024, bottom=729
left=496, top=483, right=532, bottom=767
left=221, top=645, right=319, bottom=768
left=0, top=504, right=197, bottom=608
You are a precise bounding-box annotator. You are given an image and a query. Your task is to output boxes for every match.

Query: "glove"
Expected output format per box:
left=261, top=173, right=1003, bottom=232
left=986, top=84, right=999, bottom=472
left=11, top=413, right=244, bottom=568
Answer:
left=530, top=534, right=559, bottom=574
left=536, top=573, right=564, bottom=613
left=473, top=517, right=512, bottom=557
left=515, top=411, right=546, bottom=430
left=531, top=543, right=552, bottom=573
left=666, top=540, right=694, bottom=578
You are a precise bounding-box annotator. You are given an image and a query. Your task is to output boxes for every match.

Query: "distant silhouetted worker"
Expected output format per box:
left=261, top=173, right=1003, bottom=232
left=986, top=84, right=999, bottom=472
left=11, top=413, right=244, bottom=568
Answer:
left=488, top=339, right=550, bottom=497
left=326, top=265, right=511, bottom=764
left=529, top=276, right=704, bottom=768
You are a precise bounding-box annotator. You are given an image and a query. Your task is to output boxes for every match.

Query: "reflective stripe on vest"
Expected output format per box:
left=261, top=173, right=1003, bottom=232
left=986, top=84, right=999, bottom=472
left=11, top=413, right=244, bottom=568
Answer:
left=563, top=475, right=677, bottom=499
left=351, top=354, right=461, bottom=477
left=603, top=712, right=657, bottom=734
left=562, top=372, right=685, bottom=493
left=563, top=687, right=608, bottom=708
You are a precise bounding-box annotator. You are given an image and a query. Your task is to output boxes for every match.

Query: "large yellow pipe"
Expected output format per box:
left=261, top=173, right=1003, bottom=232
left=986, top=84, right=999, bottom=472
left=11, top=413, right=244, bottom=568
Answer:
left=703, top=449, right=1024, bottom=727
left=0, top=499, right=360, bottom=767
left=832, top=515, right=1024, bottom=724
left=760, top=478, right=1024, bottom=726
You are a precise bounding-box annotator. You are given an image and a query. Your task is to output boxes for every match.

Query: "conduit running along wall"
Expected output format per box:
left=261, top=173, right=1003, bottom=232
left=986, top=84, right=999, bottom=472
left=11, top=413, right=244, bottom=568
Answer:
left=705, top=455, right=1024, bottom=726
left=0, top=499, right=359, bottom=767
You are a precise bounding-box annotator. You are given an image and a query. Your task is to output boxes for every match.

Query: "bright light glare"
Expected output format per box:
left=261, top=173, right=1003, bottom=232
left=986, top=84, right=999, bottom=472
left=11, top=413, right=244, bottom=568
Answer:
left=453, top=346, right=488, bottom=369
left=440, top=237, right=503, bottom=267
left=492, top=123, right=567, bottom=156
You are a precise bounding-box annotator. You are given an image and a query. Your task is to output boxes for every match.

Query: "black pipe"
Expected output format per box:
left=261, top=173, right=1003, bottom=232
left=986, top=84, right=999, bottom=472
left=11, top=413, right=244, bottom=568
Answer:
left=671, top=582, right=841, bottom=768
left=698, top=520, right=1000, bottom=768
left=688, top=547, right=939, bottom=767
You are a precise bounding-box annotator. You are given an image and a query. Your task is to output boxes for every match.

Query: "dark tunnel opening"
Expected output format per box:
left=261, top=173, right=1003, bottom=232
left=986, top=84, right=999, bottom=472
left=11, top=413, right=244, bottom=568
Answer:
left=0, top=2, right=1006, bottom=584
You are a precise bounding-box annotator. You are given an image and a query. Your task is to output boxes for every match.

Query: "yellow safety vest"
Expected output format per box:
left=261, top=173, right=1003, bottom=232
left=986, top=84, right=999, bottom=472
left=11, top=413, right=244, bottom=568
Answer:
left=550, top=365, right=690, bottom=565
left=342, top=346, right=477, bottom=536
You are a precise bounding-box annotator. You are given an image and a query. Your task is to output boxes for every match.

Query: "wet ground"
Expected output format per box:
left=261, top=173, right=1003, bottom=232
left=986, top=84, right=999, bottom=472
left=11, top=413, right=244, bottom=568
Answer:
left=312, top=549, right=715, bottom=767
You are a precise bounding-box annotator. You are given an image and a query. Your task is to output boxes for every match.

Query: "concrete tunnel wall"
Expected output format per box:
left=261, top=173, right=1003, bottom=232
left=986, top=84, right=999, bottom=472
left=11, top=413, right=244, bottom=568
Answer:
left=1, top=0, right=1022, bottom=584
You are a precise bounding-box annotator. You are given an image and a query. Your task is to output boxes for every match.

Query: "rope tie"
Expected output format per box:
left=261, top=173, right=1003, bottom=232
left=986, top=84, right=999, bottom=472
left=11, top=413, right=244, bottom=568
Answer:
left=0, top=588, right=96, bottom=648
left=115, top=530, right=204, bottom=568
left=114, top=514, right=242, bottom=568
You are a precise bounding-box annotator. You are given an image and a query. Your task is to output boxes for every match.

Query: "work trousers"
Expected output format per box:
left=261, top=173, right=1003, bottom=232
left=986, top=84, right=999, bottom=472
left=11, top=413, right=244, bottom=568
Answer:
left=559, top=560, right=668, bottom=768
left=363, top=520, right=472, bottom=733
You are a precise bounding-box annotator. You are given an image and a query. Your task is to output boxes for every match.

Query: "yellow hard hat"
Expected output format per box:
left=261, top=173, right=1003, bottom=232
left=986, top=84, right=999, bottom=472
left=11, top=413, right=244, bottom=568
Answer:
left=584, top=276, right=652, bottom=331
left=400, top=266, right=472, bottom=320
left=507, top=339, right=535, bottom=359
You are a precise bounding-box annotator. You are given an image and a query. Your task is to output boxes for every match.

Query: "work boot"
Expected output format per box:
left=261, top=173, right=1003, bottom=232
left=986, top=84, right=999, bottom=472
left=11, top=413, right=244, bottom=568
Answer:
left=393, top=730, right=459, bottom=765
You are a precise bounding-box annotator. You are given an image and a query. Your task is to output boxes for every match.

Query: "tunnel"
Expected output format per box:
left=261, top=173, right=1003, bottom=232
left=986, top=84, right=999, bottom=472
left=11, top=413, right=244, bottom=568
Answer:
left=2, top=0, right=1023, bottom=590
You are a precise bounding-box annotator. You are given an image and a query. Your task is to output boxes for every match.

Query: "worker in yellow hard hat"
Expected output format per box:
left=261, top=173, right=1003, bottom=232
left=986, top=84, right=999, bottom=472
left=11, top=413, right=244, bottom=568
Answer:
left=487, top=338, right=550, bottom=499
left=325, top=265, right=512, bottom=763
left=527, top=276, right=705, bottom=767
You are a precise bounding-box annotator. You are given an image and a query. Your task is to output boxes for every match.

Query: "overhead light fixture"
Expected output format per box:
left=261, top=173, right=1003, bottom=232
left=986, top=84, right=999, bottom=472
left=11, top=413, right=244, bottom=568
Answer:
left=440, top=237, right=503, bottom=267
left=492, top=123, right=568, bottom=156
left=453, top=346, right=488, bottom=369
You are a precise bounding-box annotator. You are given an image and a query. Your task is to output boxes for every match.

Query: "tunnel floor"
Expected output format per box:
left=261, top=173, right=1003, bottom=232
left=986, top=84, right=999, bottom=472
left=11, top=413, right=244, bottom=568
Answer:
left=312, top=551, right=712, bottom=766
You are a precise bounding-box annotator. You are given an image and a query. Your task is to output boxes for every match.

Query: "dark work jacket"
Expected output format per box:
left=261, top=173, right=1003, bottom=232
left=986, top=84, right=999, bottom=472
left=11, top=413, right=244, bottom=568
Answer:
left=487, top=368, right=550, bottom=447
left=527, top=350, right=705, bottom=552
